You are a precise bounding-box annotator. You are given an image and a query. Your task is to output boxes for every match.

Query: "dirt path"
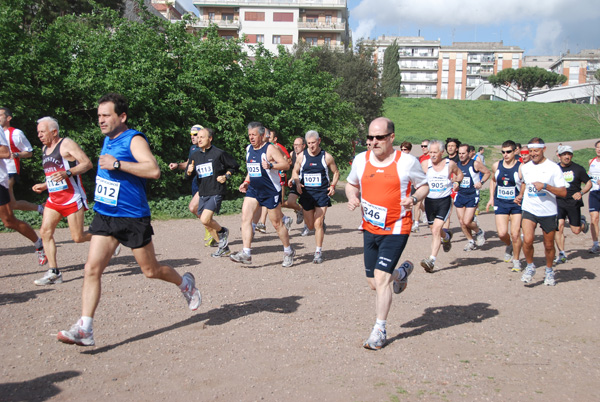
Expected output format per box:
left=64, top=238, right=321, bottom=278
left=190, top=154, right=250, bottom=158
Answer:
left=1, top=194, right=599, bottom=401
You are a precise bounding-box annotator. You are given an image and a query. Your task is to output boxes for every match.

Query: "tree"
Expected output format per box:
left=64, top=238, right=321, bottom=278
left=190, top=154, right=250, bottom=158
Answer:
left=381, top=39, right=401, bottom=98
left=488, top=67, right=567, bottom=101
left=292, top=42, right=383, bottom=138
left=595, top=69, right=600, bottom=82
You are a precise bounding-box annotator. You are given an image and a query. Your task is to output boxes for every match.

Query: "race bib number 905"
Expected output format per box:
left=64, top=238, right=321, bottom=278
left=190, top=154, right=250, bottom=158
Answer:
left=94, top=176, right=120, bottom=206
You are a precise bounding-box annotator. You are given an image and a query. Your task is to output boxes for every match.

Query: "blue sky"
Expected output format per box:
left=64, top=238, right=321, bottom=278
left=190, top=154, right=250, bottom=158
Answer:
left=348, top=0, right=600, bottom=56
left=178, top=0, right=600, bottom=56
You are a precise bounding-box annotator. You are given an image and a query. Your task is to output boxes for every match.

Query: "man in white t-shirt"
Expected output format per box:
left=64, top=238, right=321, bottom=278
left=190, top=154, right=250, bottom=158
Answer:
left=0, top=107, right=44, bottom=214
left=0, top=125, right=47, bottom=266
left=516, top=138, right=567, bottom=286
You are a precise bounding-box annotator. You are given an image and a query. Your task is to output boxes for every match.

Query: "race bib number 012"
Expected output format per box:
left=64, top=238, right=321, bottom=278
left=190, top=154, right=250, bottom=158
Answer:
left=94, top=176, right=120, bottom=206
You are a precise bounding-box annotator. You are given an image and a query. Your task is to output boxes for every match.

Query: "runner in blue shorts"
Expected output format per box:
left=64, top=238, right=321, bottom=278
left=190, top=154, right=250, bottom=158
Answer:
left=230, top=122, right=295, bottom=267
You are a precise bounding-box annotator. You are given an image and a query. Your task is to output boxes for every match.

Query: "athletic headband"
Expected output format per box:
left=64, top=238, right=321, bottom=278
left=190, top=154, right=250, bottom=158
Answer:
left=520, top=149, right=529, bottom=155
left=527, top=143, right=545, bottom=149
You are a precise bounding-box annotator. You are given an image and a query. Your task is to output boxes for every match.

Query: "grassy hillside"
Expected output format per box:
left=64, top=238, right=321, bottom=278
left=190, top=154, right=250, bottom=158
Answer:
left=385, top=98, right=600, bottom=146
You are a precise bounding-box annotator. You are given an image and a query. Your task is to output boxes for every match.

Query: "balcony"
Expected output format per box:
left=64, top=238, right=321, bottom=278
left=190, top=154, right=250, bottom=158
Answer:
left=298, top=21, right=346, bottom=31
left=189, top=17, right=241, bottom=30
left=192, top=0, right=347, bottom=8
left=399, top=63, right=438, bottom=71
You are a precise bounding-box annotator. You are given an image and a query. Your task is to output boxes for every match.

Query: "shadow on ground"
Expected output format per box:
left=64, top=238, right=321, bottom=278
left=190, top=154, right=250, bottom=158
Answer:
left=82, top=295, right=303, bottom=355
left=0, top=370, right=80, bottom=402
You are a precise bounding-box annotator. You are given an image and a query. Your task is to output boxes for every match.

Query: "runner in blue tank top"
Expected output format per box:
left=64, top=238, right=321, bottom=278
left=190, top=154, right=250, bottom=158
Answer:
left=57, top=93, right=201, bottom=347
left=455, top=144, right=490, bottom=252
left=292, top=130, right=339, bottom=264
left=230, top=121, right=296, bottom=267
left=485, top=140, right=524, bottom=271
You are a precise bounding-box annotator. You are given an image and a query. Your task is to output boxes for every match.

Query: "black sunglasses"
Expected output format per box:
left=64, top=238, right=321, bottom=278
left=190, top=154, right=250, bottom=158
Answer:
left=501, top=150, right=513, bottom=154
left=421, top=145, right=428, bottom=147
left=366, top=132, right=393, bottom=141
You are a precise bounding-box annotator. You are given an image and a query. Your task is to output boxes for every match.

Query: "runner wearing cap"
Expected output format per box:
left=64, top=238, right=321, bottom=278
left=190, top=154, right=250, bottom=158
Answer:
left=554, top=145, right=592, bottom=264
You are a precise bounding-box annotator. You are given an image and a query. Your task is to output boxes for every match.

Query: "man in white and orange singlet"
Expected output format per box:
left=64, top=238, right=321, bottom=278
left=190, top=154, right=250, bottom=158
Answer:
left=31, top=117, right=93, bottom=285
left=346, top=117, right=429, bottom=350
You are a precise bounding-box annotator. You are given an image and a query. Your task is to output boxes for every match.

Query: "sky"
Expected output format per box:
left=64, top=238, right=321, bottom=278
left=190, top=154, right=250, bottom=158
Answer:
left=348, top=0, right=600, bottom=56
left=177, top=0, right=600, bottom=56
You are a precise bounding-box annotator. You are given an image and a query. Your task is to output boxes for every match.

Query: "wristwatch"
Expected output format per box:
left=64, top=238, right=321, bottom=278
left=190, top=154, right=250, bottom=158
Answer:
left=65, top=170, right=73, bottom=178
left=411, top=196, right=418, bottom=204
left=113, top=160, right=121, bottom=170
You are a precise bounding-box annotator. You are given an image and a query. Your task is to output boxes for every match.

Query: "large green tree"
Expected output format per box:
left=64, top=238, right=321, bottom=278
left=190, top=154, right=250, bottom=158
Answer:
left=292, top=42, right=383, bottom=138
left=488, top=67, right=567, bottom=101
left=381, top=39, right=401, bottom=97
left=0, top=1, right=360, bottom=198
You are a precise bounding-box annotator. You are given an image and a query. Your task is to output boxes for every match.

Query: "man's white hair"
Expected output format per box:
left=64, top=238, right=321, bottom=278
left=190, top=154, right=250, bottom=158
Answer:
left=37, top=116, right=59, bottom=133
left=305, top=130, right=319, bottom=140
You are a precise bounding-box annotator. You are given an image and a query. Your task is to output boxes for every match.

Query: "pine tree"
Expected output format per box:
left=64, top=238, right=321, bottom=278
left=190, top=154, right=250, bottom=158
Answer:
left=381, top=40, right=401, bottom=98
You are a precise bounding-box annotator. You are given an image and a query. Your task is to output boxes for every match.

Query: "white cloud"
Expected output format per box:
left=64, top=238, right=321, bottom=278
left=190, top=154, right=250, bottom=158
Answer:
left=351, top=0, right=600, bottom=54
left=354, top=19, right=376, bottom=40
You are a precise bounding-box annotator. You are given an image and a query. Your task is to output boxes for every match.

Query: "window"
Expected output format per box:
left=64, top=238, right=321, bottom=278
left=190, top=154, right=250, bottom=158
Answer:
left=325, top=15, right=332, bottom=23
left=245, top=12, right=265, bottom=21
left=273, top=12, right=293, bottom=22
left=306, top=37, right=318, bottom=45
left=257, top=34, right=264, bottom=43
left=306, top=15, right=318, bottom=22
left=273, top=35, right=280, bottom=44
left=222, top=13, right=233, bottom=21
left=208, top=12, right=215, bottom=21
left=324, top=37, right=331, bottom=45
left=245, top=34, right=264, bottom=44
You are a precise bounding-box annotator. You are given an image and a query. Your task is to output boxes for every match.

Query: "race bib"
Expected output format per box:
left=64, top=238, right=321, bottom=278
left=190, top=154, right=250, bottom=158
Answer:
left=527, top=183, right=545, bottom=198
left=429, top=178, right=447, bottom=192
left=497, top=186, right=516, bottom=200
left=460, top=176, right=471, bottom=188
left=361, top=199, right=387, bottom=229
left=304, top=173, right=322, bottom=188
left=46, top=176, right=68, bottom=193
left=195, top=162, right=213, bottom=178
left=94, top=176, right=120, bottom=206
left=248, top=163, right=261, bottom=178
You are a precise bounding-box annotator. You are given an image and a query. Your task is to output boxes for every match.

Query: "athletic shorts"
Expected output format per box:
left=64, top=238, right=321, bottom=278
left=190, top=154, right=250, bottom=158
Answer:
left=288, top=180, right=300, bottom=197
left=557, top=199, right=582, bottom=226
left=424, top=196, right=452, bottom=225
left=0, top=184, right=9, bottom=206
left=494, top=201, right=522, bottom=215
left=299, top=189, right=331, bottom=211
left=454, top=193, right=479, bottom=208
left=363, top=231, right=409, bottom=278
left=522, top=210, right=558, bottom=234
left=245, top=185, right=281, bottom=209
left=8, top=173, right=19, bottom=183
left=89, top=214, right=154, bottom=249
left=197, top=194, right=223, bottom=215
left=589, top=191, right=600, bottom=213
left=45, top=198, right=87, bottom=218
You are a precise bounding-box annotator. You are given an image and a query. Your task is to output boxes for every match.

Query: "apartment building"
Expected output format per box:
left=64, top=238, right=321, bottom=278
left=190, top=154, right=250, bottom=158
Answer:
left=438, top=42, right=524, bottom=100
left=152, top=0, right=349, bottom=53
left=362, top=36, right=440, bottom=98
left=549, top=49, right=600, bottom=86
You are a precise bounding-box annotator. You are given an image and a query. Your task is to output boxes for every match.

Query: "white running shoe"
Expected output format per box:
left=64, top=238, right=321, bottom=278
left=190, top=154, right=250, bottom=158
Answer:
left=363, top=327, right=386, bottom=350
left=512, top=260, right=522, bottom=272
left=521, top=265, right=536, bottom=283
left=313, top=251, right=323, bottom=264
left=282, top=247, right=295, bottom=267
left=475, top=229, right=486, bottom=247
left=34, top=269, right=63, bottom=286
left=589, top=244, right=600, bottom=254
left=301, top=225, right=311, bottom=237
left=464, top=241, right=476, bottom=251
left=544, top=270, right=556, bottom=286
left=296, top=209, right=304, bottom=225
left=283, top=215, right=293, bottom=231
left=57, top=323, right=95, bottom=346
left=503, top=244, right=513, bottom=263
left=553, top=253, right=567, bottom=265
left=181, top=272, right=201, bottom=311
left=230, top=251, right=252, bottom=264
left=393, top=261, right=414, bottom=294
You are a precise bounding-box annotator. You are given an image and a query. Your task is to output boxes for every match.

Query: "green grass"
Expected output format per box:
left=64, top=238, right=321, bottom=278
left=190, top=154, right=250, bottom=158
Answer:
left=385, top=98, right=600, bottom=146
left=572, top=147, right=598, bottom=167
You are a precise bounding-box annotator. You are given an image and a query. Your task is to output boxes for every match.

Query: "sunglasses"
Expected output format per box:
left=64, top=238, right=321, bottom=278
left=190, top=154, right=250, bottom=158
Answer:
left=501, top=150, right=513, bottom=154
left=421, top=145, right=428, bottom=148
left=366, top=132, right=393, bottom=141
left=190, top=133, right=198, bottom=136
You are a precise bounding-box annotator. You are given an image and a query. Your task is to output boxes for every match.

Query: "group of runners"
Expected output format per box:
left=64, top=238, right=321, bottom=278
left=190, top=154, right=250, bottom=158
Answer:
left=2, top=100, right=600, bottom=350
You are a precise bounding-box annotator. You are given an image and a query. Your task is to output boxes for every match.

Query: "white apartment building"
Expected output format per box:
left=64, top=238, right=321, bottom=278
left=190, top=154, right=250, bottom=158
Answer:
left=152, top=0, right=349, bottom=54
